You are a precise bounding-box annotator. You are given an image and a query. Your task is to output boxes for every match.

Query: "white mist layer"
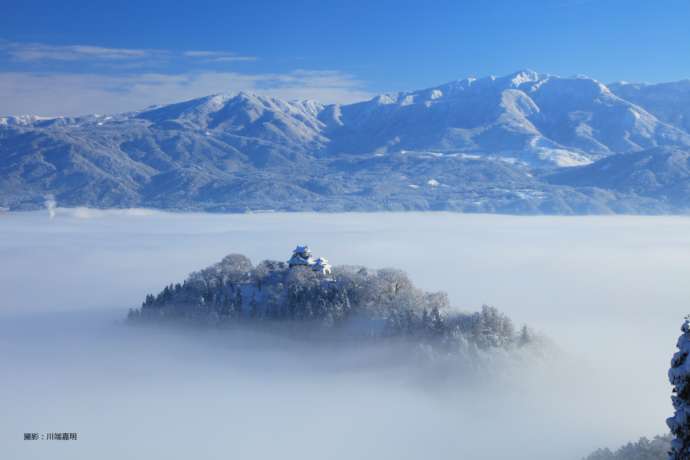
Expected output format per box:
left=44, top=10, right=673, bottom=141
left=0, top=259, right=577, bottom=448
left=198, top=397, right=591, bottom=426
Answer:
left=0, top=210, right=685, bottom=459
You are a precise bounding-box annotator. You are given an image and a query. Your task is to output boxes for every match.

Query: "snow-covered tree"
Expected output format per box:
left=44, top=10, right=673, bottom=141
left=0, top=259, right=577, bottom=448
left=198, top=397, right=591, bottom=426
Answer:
left=668, top=316, right=690, bottom=460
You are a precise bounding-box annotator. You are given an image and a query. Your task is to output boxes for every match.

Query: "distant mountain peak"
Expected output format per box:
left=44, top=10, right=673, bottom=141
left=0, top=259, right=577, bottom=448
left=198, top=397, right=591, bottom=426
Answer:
left=5, top=70, right=690, bottom=214
left=503, top=69, right=543, bottom=87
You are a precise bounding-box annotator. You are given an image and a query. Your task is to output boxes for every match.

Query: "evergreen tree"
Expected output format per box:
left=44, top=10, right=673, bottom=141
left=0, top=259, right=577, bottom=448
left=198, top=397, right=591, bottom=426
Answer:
left=249, top=293, right=258, bottom=318
left=668, top=316, right=690, bottom=460
left=233, top=288, right=243, bottom=317
left=429, top=306, right=445, bottom=336
left=220, top=294, right=231, bottom=316
left=421, top=308, right=430, bottom=328
left=518, top=325, right=531, bottom=346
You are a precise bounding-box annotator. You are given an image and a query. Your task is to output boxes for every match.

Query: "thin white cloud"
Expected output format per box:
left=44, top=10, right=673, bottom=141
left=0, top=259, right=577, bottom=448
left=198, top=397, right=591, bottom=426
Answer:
left=211, top=56, right=257, bottom=63
left=183, top=50, right=258, bottom=62
left=0, top=40, right=255, bottom=64
left=0, top=70, right=373, bottom=116
left=0, top=41, right=155, bottom=62
left=182, top=51, right=225, bottom=57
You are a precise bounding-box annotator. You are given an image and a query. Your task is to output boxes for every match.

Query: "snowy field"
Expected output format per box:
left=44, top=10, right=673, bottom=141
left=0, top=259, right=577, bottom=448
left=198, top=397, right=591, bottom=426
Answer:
left=1, top=209, right=687, bottom=460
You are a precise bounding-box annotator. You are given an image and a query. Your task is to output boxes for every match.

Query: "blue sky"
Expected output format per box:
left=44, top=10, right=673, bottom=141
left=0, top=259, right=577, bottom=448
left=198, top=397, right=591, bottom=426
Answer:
left=1, top=0, right=690, bottom=115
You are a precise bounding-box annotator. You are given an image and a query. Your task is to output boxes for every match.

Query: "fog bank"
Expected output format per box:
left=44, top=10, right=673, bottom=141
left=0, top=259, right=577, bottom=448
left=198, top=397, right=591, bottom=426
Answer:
left=1, top=210, right=687, bottom=459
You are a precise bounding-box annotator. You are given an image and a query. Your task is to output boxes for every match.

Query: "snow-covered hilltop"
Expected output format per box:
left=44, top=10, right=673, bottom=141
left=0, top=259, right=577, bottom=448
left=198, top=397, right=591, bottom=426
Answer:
left=128, top=246, right=532, bottom=351
left=4, top=70, right=690, bottom=214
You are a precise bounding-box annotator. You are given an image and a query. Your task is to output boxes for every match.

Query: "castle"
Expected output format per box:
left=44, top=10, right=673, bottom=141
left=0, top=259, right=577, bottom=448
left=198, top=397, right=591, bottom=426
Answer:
left=288, top=245, right=332, bottom=276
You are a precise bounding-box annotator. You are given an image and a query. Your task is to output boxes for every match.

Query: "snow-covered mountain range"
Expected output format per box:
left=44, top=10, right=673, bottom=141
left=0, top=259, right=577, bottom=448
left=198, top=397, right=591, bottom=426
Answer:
left=3, top=70, right=690, bottom=214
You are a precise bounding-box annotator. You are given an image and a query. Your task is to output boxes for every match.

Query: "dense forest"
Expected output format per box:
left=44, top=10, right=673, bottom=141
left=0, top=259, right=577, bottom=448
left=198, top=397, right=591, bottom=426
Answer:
left=128, top=249, right=533, bottom=351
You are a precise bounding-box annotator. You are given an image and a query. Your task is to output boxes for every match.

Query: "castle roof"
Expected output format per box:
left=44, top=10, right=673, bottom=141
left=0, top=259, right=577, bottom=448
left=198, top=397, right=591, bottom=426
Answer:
left=293, top=245, right=311, bottom=255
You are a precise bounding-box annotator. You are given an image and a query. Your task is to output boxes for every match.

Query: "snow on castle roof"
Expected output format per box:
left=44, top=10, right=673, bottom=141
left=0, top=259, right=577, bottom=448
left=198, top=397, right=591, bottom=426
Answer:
left=288, top=246, right=333, bottom=276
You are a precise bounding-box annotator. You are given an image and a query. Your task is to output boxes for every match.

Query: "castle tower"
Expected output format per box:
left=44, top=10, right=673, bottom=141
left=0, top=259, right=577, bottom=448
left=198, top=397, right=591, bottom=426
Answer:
left=288, top=245, right=315, bottom=267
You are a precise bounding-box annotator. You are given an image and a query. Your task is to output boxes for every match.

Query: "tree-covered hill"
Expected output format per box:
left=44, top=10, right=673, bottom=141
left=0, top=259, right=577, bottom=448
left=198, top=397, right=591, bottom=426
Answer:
left=128, top=248, right=533, bottom=351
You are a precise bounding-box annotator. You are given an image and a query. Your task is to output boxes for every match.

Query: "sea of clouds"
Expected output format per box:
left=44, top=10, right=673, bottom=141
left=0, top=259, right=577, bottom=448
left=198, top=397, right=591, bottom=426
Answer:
left=1, top=209, right=687, bottom=459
